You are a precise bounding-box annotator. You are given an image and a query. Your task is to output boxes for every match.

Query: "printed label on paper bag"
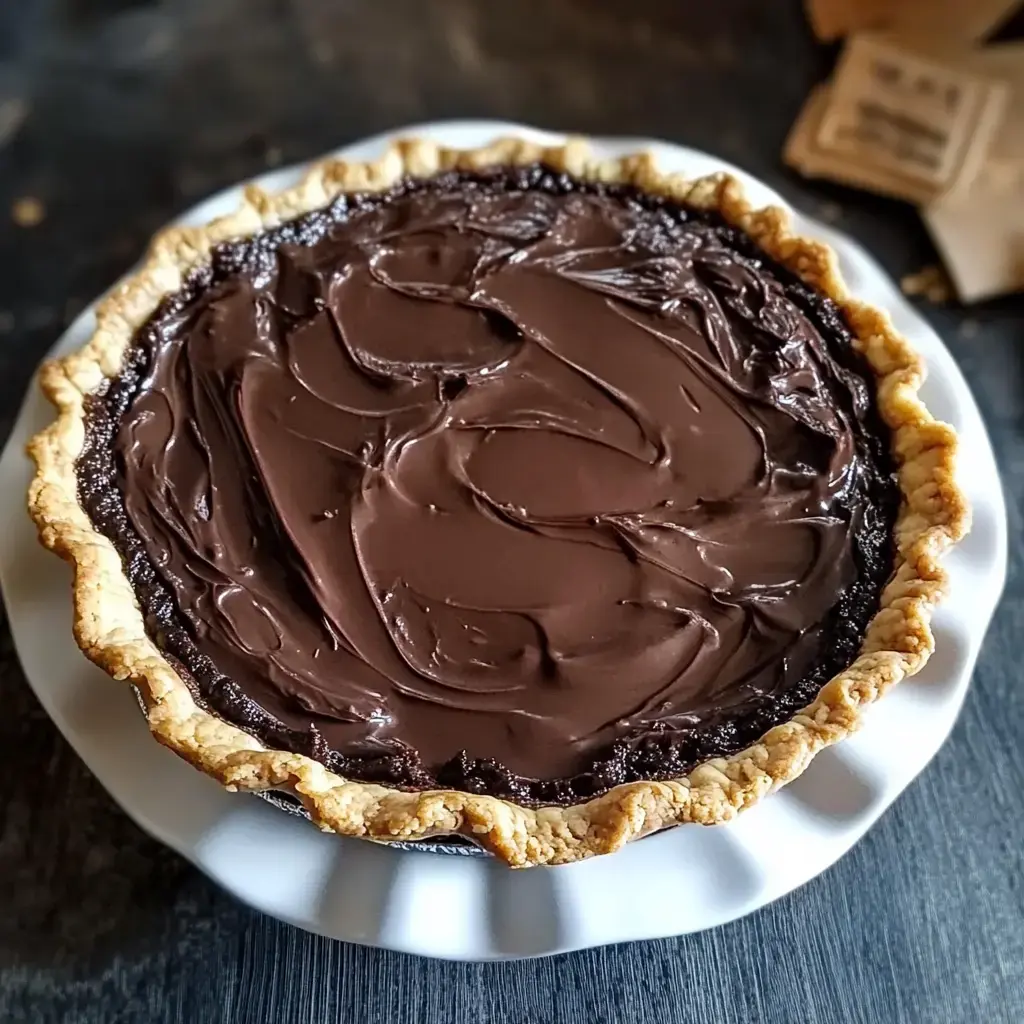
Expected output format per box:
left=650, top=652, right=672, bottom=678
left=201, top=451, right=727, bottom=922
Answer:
left=817, top=35, right=1005, bottom=191
left=785, top=85, right=945, bottom=204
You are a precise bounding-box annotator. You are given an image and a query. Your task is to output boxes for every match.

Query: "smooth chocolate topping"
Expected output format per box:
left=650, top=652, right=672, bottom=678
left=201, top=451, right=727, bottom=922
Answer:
left=79, top=167, right=898, bottom=806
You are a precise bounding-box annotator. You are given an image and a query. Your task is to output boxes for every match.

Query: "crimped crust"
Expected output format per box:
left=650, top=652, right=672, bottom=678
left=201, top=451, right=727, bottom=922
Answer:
left=27, top=138, right=970, bottom=867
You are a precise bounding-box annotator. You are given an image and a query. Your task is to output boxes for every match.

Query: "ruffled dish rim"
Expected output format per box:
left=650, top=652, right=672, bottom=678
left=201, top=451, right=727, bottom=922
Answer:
left=27, top=137, right=970, bottom=866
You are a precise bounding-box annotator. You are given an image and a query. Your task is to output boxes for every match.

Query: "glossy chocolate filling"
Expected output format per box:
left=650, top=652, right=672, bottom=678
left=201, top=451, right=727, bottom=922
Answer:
left=78, top=166, right=898, bottom=806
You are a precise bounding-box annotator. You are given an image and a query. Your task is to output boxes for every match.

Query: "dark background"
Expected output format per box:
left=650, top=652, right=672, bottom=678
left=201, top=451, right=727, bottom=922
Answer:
left=1, top=2, right=1022, bottom=1022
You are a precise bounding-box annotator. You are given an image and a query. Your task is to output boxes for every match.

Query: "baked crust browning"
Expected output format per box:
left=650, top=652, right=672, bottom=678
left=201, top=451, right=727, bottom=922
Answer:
left=27, top=138, right=969, bottom=866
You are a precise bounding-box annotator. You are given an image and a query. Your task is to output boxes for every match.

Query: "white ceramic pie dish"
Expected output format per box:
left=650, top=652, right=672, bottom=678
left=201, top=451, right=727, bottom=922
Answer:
left=0, top=120, right=1006, bottom=960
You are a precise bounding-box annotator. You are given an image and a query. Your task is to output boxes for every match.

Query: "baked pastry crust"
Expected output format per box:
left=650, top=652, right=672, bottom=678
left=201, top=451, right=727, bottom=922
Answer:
left=27, top=138, right=970, bottom=866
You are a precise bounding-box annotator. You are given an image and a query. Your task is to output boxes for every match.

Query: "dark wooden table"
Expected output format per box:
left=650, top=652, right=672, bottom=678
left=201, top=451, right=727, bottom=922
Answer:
left=2, top=3, right=1022, bottom=1021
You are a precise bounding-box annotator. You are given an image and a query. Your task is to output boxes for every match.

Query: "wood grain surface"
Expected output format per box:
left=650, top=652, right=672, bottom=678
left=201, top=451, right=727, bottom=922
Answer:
left=1, top=2, right=1022, bottom=1021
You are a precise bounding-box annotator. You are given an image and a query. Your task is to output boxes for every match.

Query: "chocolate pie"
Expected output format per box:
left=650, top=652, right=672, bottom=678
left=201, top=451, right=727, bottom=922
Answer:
left=28, top=139, right=968, bottom=866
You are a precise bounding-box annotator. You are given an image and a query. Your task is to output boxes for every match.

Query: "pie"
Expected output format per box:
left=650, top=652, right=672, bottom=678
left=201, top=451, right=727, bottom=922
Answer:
left=27, top=138, right=969, bottom=866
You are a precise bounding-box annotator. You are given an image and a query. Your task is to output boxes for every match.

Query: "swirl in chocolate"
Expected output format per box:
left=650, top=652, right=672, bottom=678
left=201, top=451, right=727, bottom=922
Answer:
left=80, top=168, right=897, bottom=805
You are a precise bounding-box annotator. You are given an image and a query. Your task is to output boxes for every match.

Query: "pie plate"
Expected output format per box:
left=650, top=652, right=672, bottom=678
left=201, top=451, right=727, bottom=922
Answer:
left=0, top=120, right=1006, bottom=960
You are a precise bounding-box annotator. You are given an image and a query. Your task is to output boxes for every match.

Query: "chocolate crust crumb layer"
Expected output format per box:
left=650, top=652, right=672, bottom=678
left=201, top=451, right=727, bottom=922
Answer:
left=27, top=138, right=969, bottom=866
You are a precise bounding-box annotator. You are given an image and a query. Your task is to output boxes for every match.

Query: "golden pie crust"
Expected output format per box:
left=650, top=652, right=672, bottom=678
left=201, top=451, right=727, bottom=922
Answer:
left=27, top=138, right=970, bottom=867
